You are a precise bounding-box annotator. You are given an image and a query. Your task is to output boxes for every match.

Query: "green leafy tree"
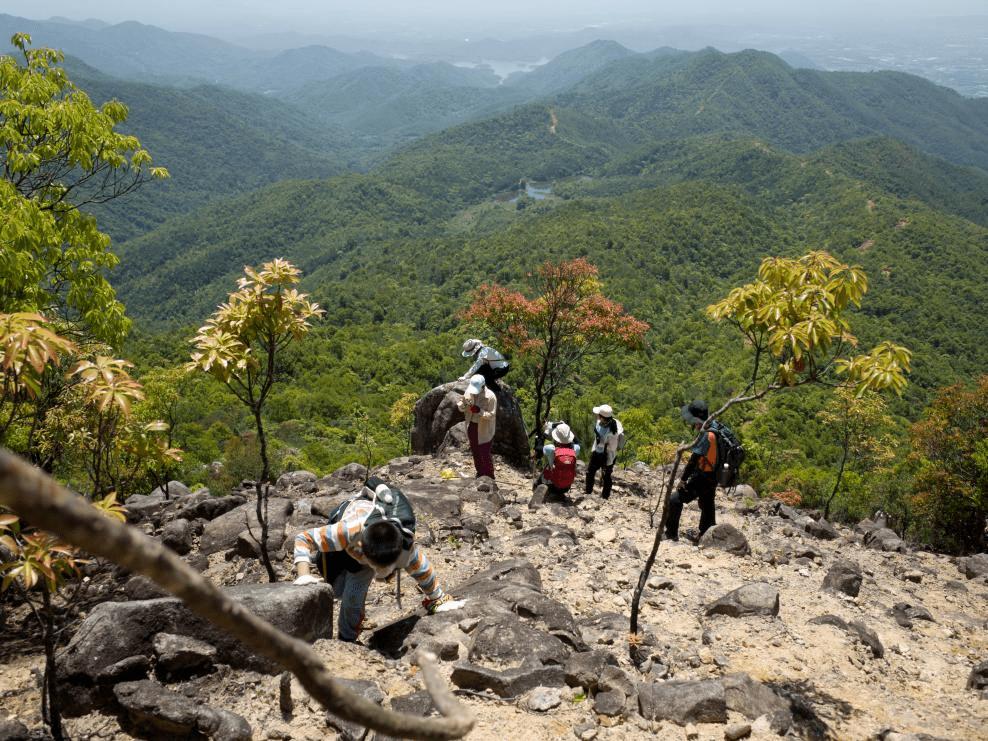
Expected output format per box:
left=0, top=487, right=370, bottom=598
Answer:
left=0, top=33, right=167, bottom=465
left=460, top=257, right=649, bottom=446
left=816, top=386, right=897, bottom=521
left=906, top=376, right=988, bottom=554
left=189, top=259, right=323, bottom=581
left=630, top=251, right=911, bottom=661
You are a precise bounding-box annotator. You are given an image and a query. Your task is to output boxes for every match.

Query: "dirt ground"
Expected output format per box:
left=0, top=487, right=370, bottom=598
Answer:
left=2, top=450, right=987, bottom=740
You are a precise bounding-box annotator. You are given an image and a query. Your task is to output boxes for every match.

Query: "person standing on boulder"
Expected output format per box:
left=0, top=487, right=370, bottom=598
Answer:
left=458, top=338, right=510, bottom=390
left=533, top=421, right=581, bottom=501
left=457, top=373, right=497, bottom=479
left=584, top=404, right=624, bottom=500
left=292, top=477, right=453, bottom=642
left=665, top=400, right=720, bottom=543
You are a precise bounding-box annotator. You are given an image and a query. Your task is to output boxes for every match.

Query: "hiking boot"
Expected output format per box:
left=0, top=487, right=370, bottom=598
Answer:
left=684, top=528, right=700, bottom=544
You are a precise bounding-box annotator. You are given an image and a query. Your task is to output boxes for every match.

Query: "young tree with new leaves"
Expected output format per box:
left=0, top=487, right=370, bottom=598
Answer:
left=460, top=257, right=649, bottom=445
left=629, top=251, right=912, bottom=661
left=189, top=259, right=323, bottom=582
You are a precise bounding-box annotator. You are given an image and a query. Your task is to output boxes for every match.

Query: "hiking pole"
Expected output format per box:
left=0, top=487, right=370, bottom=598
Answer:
left=395, top=570, right=402, bottom=610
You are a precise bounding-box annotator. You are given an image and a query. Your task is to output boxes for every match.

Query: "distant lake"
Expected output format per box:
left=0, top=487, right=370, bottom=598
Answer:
left=454, top=59, right=550, bottom=82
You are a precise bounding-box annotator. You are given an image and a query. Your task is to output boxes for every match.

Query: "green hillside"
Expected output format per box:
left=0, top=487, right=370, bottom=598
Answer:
left=51, top=44, right=987, bottom=538
left=63, top=59, right=354, bottom=243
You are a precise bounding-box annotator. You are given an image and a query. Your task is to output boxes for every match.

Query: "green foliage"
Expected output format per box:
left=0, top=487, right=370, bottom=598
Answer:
left=24, top=37, right=982, bottom=559
left=0, top=34, right=167, bottom=346
left=906, top=376, right=988, bottom=554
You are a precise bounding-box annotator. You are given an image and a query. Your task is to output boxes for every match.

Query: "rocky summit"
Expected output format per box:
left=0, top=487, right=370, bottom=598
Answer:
left=2, top=444, right=988, bottom=741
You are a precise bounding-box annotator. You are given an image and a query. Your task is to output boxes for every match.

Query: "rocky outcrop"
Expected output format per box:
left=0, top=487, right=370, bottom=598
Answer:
left=412, top=380, right=529, bottom=468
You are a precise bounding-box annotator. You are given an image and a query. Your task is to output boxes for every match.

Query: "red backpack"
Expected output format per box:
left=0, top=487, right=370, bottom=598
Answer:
left=547, top=446, right=577, bottom=489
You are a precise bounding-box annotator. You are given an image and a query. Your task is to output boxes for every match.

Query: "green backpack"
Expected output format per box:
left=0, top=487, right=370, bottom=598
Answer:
left=327, top=476, right=416, bottom=550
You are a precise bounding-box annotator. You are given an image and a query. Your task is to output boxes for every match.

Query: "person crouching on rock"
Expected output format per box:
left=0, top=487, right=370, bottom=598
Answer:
left=292, top=479, right=452, bottom=642
left=457, top=373, right=497, bottom=479
left=458, top=338, right=510, bottom=391
left=533, top=421, right=581, bottom=502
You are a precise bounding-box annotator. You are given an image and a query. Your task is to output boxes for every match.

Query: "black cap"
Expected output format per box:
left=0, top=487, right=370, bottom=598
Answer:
left=681, top=400, right=708, bottom=424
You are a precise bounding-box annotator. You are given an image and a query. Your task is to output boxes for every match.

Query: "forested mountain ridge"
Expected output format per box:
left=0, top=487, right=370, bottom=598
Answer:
left=62, top=59, right=353, bottom=242
left=114, top=132, right=988, bottom=412
left=552, top=47, right=988, bottom=170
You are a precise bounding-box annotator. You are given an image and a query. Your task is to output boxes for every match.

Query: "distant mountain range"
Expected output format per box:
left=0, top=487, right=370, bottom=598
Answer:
left=3, top=12, right=985, bottom=97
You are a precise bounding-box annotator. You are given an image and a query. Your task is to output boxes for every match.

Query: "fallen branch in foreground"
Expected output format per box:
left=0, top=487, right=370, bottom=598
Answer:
left=0, top=447, right=474, bottom=741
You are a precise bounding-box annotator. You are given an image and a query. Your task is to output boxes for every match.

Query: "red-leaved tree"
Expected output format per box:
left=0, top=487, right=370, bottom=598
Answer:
left=460, top=258, right=649, bottom=442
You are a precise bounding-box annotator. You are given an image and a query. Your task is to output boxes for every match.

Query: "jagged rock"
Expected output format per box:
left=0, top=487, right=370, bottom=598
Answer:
left=959, top=552, right=988, bottom=580
left=152, top=632, right=218, bottom=676
left=123, top=575, right=171, bottom=600
left=324, top=679, right=386, bottom=740
left=967, top=660, right=988, bottom=690
left=862, top=526, right=910, bottom=553
left=704, top=583, right=780, bottom=617
left=171, top=492, right=247, bottom=523
left=114, top=680, right=251, bottom=741
left=592, top=688, right=626, bottom=716
left=698, top=522, right=751, bottom=555
left=56, top=583, right=334, bottom=715
left=449, top=662, right=566, bottom=698
left=198, top=496, right=294, bottom=556
left=468, top=614, right=569, bottom=665
left=275, top=470, right=318, bottom=492
left=564, top=649, right=620, bottom=692
left=524, top=686, right=563, bottom=712
left=412, top=380, right=529, bottom=468
left=638, top=679, right=728, bottom=725
left=822, top=559, right=863, bottom=597
left=0, top=718, right=32, bottom=741
left=160, top=518, right=194, bottom=555
left=805, top=518, right=840, bottom=540
left=721, top=673, right=793, bottom=732
left=891, top=601, right=934, bottom=628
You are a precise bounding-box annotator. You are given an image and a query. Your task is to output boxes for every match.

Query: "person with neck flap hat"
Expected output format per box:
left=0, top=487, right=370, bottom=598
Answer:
left=584, top=404, right=624, bottom=500
left=292, top=477, right=453, bottom=642
left=533, top=420, right=582, bottom=501
left=457, top=373, right=498, bottom=479
left=458, top=338, right=510, bottom=390
left=666, top=400, right=721, bottom=543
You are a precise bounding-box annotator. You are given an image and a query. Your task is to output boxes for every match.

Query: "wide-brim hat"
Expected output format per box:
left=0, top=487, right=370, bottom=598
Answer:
left=461, top=338, right=482, bottom=357
left=592, top=404, right=613, bottom=418
left=551, top=423, right=575, bottom=444
left=466, top=374, right=486, bottom=395
left=681, top=400, right=708, bottom=425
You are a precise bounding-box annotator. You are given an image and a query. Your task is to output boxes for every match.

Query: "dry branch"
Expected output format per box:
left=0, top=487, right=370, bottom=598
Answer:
left=0, top=447, right=474, bottom=741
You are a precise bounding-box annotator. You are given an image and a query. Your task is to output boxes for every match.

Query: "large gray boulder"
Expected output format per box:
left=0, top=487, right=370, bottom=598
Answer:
left=56, top=582, right=334, bottom=715
left=198, top=496, right=294, bottom=557
left=412, top=380, right=529, bottom=468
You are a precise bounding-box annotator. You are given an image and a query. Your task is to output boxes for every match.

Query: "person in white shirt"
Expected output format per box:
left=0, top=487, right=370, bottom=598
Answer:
left=584, top=404, right=623, bottom=500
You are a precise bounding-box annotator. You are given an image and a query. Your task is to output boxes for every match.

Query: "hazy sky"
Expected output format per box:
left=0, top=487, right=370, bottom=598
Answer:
left=8, top=1, right=987, bottom=38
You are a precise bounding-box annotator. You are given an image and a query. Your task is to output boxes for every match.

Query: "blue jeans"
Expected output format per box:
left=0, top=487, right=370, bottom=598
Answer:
left=330, top=566, right=374, bottom=641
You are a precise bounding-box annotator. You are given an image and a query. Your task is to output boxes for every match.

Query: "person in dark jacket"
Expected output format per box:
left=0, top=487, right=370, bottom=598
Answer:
left=665, top=400, right=721, bottom=543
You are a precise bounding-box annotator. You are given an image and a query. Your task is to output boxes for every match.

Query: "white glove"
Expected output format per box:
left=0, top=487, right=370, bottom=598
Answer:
left=293, top=574, right=321, bottom=586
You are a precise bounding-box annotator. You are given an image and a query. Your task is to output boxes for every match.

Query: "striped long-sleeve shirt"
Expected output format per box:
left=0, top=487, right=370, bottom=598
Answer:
left=293, top=499, right=444, bottom=600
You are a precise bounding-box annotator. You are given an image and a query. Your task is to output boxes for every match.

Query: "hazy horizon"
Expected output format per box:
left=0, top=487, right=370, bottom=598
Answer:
left=9, top=2, right=988, bottom=43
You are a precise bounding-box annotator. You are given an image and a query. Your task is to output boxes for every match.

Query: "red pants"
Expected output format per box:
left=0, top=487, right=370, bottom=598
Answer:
left=467, top=422, right=494, bottom=479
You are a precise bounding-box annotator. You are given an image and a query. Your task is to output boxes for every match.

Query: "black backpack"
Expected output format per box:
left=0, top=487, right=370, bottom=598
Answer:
left=713, top=421, right=746, bottom=489
left=327, top=476, right=416, bottom=550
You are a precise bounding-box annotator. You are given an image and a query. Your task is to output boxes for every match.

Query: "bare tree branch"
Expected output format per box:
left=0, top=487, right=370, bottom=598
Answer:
left=0, top=447, right=474, bottom=741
